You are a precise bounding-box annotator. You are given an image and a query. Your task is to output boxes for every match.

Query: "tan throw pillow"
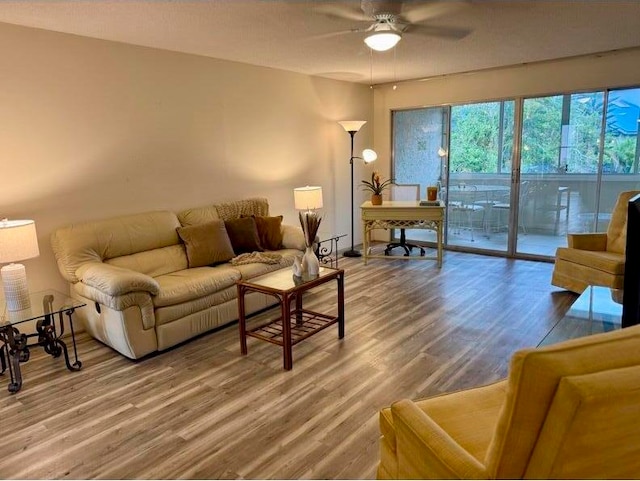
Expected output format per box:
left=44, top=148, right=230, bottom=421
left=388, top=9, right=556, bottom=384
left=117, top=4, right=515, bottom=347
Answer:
left=176, top=220, right=235, bottom=267
left=224, top=217, right=263, bottom=254
left=253, top=215, right=284, bottom=251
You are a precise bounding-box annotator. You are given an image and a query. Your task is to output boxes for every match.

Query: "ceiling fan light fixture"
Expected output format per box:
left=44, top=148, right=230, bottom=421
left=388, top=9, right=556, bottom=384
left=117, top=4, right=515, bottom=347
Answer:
left=364, top=31, right=401, bottom=51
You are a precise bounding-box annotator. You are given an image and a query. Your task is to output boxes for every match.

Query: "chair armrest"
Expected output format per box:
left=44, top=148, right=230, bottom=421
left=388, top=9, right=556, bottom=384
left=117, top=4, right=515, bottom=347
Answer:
left=567, top=232, right=607, bottom=251
left=391, top=399, right=488, bottom=479
left=76, top=262, right=160, bottom=296
left=281, top=224, right=306, bottom=251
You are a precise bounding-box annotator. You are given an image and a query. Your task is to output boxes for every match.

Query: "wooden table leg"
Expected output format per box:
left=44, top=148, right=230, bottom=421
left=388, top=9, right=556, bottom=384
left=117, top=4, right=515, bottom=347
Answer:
left=237, top=284, right=248, bottom=355
left=437, top=220, right=443, bottom=267
left=337, top=272, right=345, bottom=339
left=295, top=291, right=303, bottom=325
left=282, top=294, right=293, bottom=370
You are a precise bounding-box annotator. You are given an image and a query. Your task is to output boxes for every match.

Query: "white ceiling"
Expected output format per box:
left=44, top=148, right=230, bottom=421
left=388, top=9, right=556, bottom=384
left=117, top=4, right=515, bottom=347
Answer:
left=0, top=0, right=639, bottom=85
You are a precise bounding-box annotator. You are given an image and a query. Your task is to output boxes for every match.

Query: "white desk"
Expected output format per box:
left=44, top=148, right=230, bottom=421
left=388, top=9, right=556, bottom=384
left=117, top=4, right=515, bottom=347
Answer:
left=360, top=200, right=445, bottom=266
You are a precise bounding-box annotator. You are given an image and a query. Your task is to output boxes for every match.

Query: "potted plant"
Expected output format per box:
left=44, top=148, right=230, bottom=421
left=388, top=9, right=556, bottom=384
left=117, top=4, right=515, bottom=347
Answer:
left=361, top=171, right=393, bottom=205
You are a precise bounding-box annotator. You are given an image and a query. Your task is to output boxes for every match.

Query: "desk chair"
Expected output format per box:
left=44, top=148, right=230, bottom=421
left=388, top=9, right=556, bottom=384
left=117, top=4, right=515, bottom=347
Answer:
left=384, top=184, right=426, bottom=257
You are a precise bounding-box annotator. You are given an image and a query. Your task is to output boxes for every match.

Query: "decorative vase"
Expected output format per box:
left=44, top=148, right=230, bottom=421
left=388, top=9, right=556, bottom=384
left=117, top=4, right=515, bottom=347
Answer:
left=371, top=194, right=383, bottom=205
left=302, top=246, right=320, bottom=277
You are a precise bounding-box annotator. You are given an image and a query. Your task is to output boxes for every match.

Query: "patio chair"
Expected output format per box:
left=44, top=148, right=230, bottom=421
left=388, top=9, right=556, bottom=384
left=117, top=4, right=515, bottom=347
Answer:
left=551, top=190, right=640, bottom=294
left=491, top=181, right=531, bottom=234
left=447, top=184, right=484, bottom=241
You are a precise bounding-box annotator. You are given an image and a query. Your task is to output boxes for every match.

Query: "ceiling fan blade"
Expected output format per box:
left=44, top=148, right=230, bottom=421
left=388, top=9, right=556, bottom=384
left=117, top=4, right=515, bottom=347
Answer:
left=404, top=23, right=472, bottom=40
left=305, top=27, right=370, bottom=42
left=314, top=3, right=370, bottom=22
left=401, top=1, right=470, bottom=24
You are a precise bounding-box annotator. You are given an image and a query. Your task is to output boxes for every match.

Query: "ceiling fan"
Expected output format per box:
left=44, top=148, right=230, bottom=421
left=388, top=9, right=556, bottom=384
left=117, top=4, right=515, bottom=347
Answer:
left=316, top=0, right=472, bottom=52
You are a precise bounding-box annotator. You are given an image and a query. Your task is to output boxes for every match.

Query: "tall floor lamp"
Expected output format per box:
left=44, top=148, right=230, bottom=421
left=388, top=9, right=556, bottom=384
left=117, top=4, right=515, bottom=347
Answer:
left=338, top=120, right=377, bottom=257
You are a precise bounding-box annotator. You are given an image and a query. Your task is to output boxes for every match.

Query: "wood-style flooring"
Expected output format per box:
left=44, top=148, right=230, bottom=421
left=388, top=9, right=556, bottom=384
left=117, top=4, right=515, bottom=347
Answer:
left=0, top=251, right=576, bottom=479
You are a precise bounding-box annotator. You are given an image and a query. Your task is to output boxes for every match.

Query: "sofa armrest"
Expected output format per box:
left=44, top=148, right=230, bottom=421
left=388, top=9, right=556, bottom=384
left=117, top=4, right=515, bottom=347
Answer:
left=76, top=262, right=160, bottom=297
left=281, top=224, right=306, bottom=251
left=391, top=399, right=488, bottom=479
left=567, top=232, right=607, bottom=251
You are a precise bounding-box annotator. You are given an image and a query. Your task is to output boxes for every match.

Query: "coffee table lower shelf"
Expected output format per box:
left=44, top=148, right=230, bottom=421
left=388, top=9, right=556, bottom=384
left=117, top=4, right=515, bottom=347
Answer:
left=247, top=308, right=339, bottom=346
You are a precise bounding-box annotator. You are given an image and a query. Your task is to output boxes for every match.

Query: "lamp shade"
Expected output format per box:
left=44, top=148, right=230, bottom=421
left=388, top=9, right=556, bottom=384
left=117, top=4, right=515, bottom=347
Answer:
left=294, top=186, right=323, bottom=210
left=338, top=120, right=367, bottom=133
left=0, top=219, right=39, bottom=311
left=362, top=149, right=378, bottom=163
left=0, top=219, right=39, bottom=264
left=364, top=31, right=401, bottom=51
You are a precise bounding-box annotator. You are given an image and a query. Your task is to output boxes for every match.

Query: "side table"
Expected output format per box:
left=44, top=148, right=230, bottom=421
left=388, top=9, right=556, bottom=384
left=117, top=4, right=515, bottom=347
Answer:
left=315, top=234, right=346, bottom=268
left=0, top=289, right=85, bottom=393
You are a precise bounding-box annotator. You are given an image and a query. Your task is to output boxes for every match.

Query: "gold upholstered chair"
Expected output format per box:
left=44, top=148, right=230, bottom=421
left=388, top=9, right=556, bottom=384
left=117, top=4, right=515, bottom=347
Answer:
left=377, top=324, right=640, bottom=479
left=551, top=190, right=640, bottom=294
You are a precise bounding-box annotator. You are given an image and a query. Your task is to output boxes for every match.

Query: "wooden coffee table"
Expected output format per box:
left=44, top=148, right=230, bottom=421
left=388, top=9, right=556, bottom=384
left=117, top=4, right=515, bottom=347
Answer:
left=237, top=266, right=345, bottom=370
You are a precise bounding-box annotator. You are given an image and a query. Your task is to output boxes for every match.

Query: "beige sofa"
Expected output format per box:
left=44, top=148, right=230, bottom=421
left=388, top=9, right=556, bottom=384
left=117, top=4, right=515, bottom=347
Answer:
left=51, top=198, right=306, bottom=359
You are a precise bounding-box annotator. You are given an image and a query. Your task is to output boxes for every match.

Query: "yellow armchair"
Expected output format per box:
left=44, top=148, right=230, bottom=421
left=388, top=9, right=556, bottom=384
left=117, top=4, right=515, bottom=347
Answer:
left=551, top=190, right=640, bottom=293
left=377, top=325, right=640, bottom=479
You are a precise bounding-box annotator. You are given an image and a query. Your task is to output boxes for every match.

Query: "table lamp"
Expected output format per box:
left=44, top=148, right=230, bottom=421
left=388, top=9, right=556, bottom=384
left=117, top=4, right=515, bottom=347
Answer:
left=294, top=186, right=323, bottom=276
left=0, top=219, right=40, bottom=311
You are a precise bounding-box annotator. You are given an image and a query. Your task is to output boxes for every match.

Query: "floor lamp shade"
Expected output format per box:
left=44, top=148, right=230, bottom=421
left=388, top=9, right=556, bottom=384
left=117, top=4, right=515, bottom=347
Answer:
left=0, top=219, right=39, bottom=311
left=338, top=120, right=366, bottom=133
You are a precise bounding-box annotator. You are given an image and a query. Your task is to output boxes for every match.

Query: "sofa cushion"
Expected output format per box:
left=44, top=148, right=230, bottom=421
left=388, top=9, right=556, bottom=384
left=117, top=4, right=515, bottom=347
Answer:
left=177, top=220, right=234, bottom=268
left=230, top=248, right=297, bottom=279
left=555, top=247, right=624, bottom=275
left=177, top=206, right=220, bottom=228
left=251, top=215, right=284, bottom=250
left=107, top=244, right=188, bottom=278
left=153, top=265, right=241, bottom=307
left=225, top=217, right=263, bottom=254
left=154, top=285, right=238, bottom=326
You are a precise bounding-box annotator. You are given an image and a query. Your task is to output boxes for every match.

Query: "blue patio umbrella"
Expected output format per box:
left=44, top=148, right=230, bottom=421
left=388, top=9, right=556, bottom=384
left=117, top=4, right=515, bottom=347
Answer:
left=607, top=89, right=640, bottom=136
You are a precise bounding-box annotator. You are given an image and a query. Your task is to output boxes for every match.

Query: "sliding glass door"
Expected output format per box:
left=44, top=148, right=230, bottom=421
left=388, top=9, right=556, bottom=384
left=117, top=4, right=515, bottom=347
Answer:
left=392, top=85, right=640, bottom=260
left=446, top=100, right=514, bottom=251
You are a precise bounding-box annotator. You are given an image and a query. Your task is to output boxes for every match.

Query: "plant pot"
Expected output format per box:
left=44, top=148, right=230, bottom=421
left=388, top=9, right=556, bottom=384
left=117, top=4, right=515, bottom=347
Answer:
left=371, top=194, right=383, bottom=205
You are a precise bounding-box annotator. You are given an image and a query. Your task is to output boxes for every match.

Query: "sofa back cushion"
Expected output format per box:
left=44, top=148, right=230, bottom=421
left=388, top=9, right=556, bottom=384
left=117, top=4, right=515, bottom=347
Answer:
left=51, top=210, right=186, bottom=283
left=607, top=190, right=640, bottom=254
left=525, top=364, right=640, bottom=478
left=177, top=198, right=269, bottom=227
left=177, top=205, right=220, bottom=228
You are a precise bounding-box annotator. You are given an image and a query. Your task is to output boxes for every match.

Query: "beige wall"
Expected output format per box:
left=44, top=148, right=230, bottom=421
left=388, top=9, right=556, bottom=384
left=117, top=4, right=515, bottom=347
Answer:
left=373, top=48, right=640, bottom=189
left=0, top=22, right=373, bottom=293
